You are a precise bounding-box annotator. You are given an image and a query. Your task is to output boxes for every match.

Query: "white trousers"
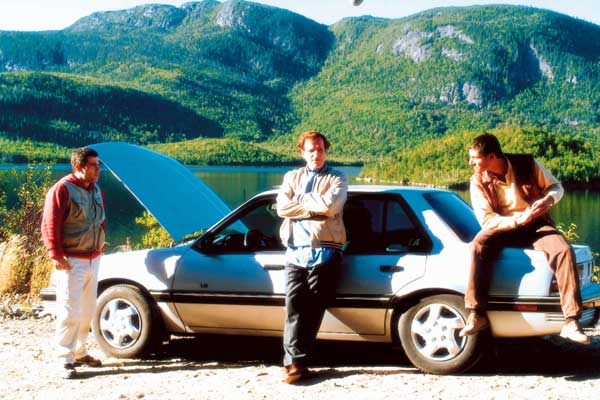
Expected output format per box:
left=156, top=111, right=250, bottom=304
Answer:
left=53, top=256, right=100, bottom=364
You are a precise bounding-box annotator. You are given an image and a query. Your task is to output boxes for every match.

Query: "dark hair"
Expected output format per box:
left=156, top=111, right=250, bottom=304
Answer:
left=297, top=131, right=330, bottom=153
left=470, top=133, right=503, bottom=157
left=71, top=147, right=99, bottom=170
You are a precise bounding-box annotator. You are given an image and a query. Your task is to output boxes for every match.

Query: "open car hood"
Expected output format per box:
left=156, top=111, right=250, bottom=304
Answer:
left=90, top=142, right=231, bottom=242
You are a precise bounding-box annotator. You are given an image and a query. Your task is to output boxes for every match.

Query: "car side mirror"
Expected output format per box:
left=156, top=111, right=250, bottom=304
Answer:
left=244, top=229, right=262, bottom=250
left=197, top=232, right=215, bottom=253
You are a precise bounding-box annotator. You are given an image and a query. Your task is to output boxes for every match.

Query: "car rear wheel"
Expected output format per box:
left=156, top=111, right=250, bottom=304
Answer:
left=398, top=294, right=486, bottom=374
left=92, top=284, right=164, bottom=358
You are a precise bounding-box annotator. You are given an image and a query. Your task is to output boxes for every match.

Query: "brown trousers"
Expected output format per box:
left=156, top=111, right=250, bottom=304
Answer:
left=465, top=220, right=583, bottom=319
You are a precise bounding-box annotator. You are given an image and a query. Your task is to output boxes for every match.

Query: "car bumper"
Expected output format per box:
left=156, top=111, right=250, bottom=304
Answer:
left=487, top=283, right=600, bottom=337
left=488, top=307, right=598, bottom=337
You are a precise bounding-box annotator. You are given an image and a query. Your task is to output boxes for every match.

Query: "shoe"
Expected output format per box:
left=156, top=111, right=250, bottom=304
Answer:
left=63, top=363, right=77, bottom=379
left=283, top=363, right=309, bottom=384
left=459, top=312, right=489, bottom=337
left=75, top=355, right=103, bottom=367
left=560, top=320, right=590, bottom=344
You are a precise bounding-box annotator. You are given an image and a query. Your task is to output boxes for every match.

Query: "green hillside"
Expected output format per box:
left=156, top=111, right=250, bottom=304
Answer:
left=360, top=126, right=600, bottom=187
left=0, top=1, right=599, bottom=184
left=0, top=0, right=332, bottom=143
left=285, top=6, right=600, bottom=157
left=149, top=137, right=295, bottom=165
left=0, top=135, right=291, bottom=166
left=0, top=72, right=221, bottom=146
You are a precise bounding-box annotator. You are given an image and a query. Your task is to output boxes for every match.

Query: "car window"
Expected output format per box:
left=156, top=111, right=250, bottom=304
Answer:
left=387, top=200, right=413, bottom=231
left=343, top=195, right=430, bottom=254
left=205, top=199, right=284, bottom=253
left=423, top=192, right=481, bottom=242
left=343, top=198, right=382, bottom=253
left=239, top=201, right=281, bottom=240
left=384, top=200, right=427, bottom=251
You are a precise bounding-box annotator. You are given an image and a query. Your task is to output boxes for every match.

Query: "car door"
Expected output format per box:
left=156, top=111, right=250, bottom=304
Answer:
left=172, top=196, right=287, bottom=334
left=321, top=194, right=430, bottom=335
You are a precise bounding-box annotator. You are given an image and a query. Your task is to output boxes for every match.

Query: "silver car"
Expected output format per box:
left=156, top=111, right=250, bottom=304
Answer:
left=41, top=143, right=600, bottom=375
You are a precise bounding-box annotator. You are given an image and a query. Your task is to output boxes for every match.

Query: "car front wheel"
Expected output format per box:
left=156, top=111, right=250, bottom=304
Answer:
left=398, top=294, right=486, bottom=374
left=92, top=284, right=164, bottom=358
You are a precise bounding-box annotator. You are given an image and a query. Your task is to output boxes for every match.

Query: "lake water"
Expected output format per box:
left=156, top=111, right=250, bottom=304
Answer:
left=1, top=165, right=599, bottom=254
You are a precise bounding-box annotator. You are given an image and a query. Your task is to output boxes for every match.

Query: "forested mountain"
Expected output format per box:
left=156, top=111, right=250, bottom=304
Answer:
left=0, top=1, right=599, bottom=183
left=0, top=0, right=332, bottom=144
left=287, top=6, right=600, bottom=156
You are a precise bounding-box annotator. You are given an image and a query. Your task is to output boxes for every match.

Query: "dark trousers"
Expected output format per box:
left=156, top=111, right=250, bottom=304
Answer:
left=283, top=252, right=341, bottom=367
left=465, top=220, right=583, bottom=319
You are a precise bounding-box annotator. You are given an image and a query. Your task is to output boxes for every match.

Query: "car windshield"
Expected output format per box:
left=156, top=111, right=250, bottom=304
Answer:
left=423, top=192, right=481, bottom=242
left=203, top=198, right=284, bottom=252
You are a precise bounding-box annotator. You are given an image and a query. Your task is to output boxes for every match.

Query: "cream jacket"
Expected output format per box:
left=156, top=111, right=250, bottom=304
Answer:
left=277, top=165, right=347, bottom=248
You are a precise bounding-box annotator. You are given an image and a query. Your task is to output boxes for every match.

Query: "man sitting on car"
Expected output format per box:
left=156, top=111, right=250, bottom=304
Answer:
left=460, top=133, right=589, bottom=344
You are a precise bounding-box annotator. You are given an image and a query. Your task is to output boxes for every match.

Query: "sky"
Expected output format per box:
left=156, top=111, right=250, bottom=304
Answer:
left=1, top=0, right=599, bottom=31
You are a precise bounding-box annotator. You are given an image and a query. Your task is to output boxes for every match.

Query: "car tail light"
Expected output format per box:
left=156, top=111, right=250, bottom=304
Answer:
left=513, top=304, right=538, bottom=311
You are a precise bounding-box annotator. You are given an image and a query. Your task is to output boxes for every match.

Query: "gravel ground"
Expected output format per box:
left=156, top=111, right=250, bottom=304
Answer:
left=1, top=315, right=600, bottom=400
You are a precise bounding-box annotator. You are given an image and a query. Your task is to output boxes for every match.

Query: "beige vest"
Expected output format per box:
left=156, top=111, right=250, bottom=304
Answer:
left=62, top=181, right=106, bottom=254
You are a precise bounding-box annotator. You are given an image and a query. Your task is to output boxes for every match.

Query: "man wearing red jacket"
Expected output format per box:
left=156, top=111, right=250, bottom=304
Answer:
left=41, top=147, right=106, bottom=379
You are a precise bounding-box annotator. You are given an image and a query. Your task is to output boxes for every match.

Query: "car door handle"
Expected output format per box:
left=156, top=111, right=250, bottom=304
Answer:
left=380, top=265, right=404, bottom=272
left=263, top=264, right=285, bottom=271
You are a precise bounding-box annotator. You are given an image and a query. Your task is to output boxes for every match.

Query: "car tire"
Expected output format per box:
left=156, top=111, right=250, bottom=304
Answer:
left=92, top=284, right=165, bottom=358
left=398, top=294, right=486, bottom=374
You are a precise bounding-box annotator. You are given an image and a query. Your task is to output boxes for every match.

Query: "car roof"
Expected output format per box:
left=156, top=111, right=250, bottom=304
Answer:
left=349, top=185, right=451, bottom=193
left=257, top=185, right=451, bottom=197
